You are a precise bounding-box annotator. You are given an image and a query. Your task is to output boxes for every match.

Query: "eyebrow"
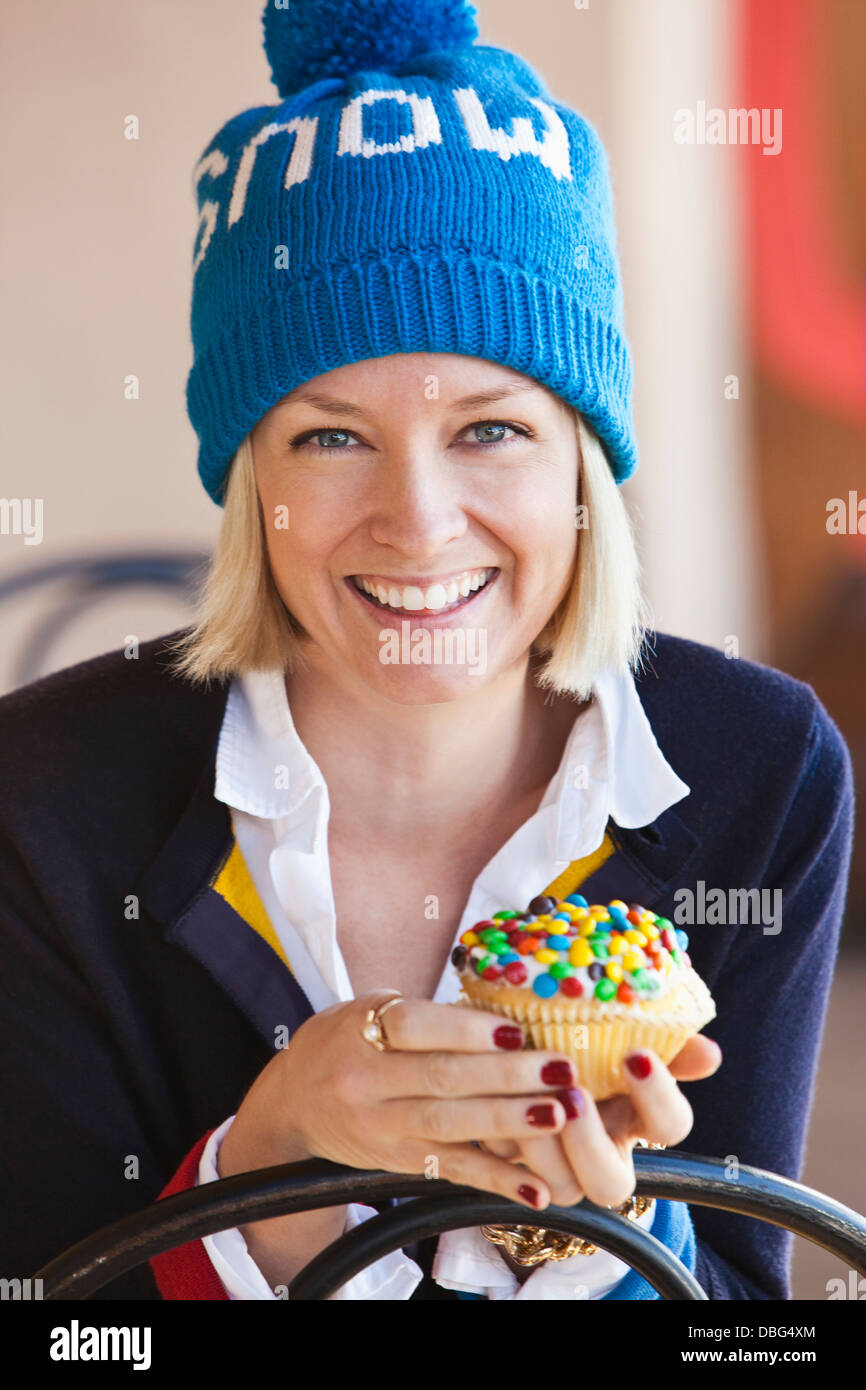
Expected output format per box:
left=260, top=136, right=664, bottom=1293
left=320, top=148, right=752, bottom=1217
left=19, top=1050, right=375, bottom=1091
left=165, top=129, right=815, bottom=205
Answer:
left=284, top=381, right=543, bottom=419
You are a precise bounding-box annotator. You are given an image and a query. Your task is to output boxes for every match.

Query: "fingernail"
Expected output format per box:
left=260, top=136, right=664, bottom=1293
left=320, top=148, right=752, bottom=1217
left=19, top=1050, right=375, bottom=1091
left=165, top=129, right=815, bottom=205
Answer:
left=526, top=1102, right=558, bottom=1128
left=540, top=1059, right=573, bottom=1086
left=517, top=1183, right=542, bottom=1209
left=555, top=1087, right=586, bottom=1121
left=625, top=1052, right=652, bottom=1080
left=493, top=1025, right=524, bottom=1051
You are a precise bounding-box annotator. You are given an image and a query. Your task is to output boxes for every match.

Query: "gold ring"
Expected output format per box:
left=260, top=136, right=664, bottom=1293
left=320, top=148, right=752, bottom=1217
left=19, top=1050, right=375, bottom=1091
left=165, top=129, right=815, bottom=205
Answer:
left=361, top=992, right=405, bottom=1052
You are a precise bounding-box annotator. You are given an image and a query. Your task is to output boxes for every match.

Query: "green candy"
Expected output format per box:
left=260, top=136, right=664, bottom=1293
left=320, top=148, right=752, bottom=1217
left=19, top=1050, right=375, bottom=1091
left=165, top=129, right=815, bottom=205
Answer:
left=489, top=940, right=512, bottom=956
left=590, top=941, right=610, bottom=959
left=594, top=978, right=617, bottom=1000
left=492, top=910, right=520, bottom=920
left=630, top=968, right=652, bottom=989
left=478, top=928, right=508, bottom=945
left=475, top=954, right=497, bottom=975
left=654, top=916, right=672, bottom=931
left=549, top=962, right=575, bottom=979
left=669, top=947, right=682, bottom=965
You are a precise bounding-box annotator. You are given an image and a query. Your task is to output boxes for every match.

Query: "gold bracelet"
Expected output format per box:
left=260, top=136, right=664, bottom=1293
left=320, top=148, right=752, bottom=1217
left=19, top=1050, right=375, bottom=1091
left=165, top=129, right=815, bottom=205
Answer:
left=481, top=1140, right=665, bottom=1266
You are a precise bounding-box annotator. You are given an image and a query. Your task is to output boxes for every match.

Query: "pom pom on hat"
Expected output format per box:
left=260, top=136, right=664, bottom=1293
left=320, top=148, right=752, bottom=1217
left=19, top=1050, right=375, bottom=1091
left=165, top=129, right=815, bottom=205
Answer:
left=262, top=0, right=480, bottom=100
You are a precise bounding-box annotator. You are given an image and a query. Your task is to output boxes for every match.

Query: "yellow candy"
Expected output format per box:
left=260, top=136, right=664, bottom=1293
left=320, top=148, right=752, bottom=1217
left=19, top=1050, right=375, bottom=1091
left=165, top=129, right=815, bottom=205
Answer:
left=608, top=935, right=626, bottom=956
left=589, top=905, right=609, bottom=917
left=605, top=961, right=623, bottom=983
left=569, top=905, right=589, bottom=919
left=569, top=941, right=594, bottom=967
left=535, top=948, right=559, bottom=965
left=578, top=919, right=596, bottom=937
left=622, top=951, right=644, bottom=972
left=644, top=923, right=660, bottom=940
left=608, top=899, right=629, bottom=912
left=535, top=914, right=554, bottom=924
left=624, top=929, right=648, bottom=946
left=461, top=930, right=479, bottom=946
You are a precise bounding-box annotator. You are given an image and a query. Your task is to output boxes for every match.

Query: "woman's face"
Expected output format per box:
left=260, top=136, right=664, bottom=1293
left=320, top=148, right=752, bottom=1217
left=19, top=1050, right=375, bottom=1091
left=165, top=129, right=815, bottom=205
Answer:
left=251, top=353, right=579, bottom=703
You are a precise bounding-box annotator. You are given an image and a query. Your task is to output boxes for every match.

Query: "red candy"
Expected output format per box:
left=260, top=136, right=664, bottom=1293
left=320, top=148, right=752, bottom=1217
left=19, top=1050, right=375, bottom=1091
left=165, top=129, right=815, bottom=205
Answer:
left=517, top=936, right=541, bottom=955
left=481, top=964, right=504, bottom=981
left=560, top=976, right=584, bottom=997
left=617, top=982, right=636, bottom=1003
left=504, top=961, right=528, bottom=985
left=507, top=931, right=524, bottom=948
left=474, top=920, right=497, bottom=932
left=660, top=928, right=676, bottom=950
left=626, top=910, right=643, bottom=925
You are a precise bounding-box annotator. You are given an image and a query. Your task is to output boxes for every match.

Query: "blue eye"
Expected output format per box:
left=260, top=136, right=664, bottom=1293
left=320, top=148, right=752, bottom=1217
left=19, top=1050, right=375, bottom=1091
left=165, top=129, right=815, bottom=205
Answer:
left=470, top=421, right=522, bottom=446
left=301, top=429, right=354, bottom=450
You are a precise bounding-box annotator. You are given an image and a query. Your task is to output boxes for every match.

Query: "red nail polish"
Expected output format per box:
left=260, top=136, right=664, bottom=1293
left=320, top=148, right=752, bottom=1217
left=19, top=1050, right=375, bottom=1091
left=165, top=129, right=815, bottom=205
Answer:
left=527, top=1102, right=558, bottom=1128
left=517, top=1183, right=541, bottom=1208
left=625, top=1052, right=652, bottom=1080
left=555, top=1087, right=586, bottom=1121
left=493, top=1025, right=524, bottom=1051
left=540, top=1060, right=573, bottom=1086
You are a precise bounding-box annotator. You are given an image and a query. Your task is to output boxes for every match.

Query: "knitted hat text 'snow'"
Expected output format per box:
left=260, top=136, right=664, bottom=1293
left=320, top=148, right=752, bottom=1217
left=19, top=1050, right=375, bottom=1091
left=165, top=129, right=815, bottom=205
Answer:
left=188, top=0, right=638, bottom=506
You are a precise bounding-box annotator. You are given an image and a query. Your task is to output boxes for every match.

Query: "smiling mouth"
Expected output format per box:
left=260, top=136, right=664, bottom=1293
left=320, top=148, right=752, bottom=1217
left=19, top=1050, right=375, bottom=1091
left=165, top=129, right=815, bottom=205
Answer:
left=349, top=568, right=499, bottom=616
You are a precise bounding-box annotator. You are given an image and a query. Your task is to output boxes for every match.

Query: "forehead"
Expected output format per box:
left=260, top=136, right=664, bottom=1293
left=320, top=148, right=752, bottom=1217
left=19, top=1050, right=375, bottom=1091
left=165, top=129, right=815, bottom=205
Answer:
left=276, top=353, right=567, bottom=411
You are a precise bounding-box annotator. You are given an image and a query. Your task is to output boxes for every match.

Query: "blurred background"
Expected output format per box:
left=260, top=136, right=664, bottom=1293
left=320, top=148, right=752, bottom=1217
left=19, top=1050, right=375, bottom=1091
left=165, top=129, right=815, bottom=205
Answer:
left=1, top=0, right=863, bottom=1298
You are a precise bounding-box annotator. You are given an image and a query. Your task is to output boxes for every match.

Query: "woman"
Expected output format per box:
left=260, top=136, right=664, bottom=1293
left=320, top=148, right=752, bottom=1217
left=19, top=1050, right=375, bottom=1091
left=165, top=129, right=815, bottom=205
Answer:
left=0, top=0, right=853, bottom=1301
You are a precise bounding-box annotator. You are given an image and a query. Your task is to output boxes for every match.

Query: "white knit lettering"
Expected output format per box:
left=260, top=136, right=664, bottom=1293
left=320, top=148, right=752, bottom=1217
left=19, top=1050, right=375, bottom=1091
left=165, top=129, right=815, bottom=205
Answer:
left=338, top=88, right=442, bottom=159
left=453, top=87, right=572, bottom=181
left=229, top=116, right=320, bottom=225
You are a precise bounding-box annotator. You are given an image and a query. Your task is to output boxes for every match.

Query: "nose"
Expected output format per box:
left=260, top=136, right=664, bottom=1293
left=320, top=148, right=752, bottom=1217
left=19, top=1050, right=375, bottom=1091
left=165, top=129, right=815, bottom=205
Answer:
left=367, top=447, right=469, bottom=558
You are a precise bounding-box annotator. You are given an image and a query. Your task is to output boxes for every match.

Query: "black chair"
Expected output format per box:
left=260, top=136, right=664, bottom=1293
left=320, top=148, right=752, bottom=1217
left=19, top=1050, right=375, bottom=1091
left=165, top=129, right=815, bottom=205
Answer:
left=0, top=551, right=208, bottom=689
left=34, top=1148, right=866, bottom=1300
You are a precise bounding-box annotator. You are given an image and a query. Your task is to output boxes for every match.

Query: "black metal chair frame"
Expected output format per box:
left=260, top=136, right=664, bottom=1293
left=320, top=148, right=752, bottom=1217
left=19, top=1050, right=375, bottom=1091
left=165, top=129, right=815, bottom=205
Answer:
left=34, top=1148, right=866, bottom=1301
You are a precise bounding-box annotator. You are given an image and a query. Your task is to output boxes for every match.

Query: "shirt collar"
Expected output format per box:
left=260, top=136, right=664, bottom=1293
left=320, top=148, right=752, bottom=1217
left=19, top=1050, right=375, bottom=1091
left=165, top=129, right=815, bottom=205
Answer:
left=213, top=665, right=690, bottom=852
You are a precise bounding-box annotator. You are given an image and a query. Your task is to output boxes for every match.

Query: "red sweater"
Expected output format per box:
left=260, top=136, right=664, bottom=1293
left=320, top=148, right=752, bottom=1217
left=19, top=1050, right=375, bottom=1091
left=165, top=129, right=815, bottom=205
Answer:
left=149, top=1131, right=230, bottom=1300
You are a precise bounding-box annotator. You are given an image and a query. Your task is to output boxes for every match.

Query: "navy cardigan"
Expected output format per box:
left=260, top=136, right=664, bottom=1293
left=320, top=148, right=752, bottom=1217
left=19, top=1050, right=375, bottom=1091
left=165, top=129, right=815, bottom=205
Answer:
left=0, top=628, right=854, bottom=1299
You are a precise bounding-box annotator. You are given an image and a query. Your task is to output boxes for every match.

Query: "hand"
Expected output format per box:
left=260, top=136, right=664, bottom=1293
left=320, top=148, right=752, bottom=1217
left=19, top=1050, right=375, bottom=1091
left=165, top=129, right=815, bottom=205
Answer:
left=479, top=1033, right=723, bottom=1209
left=223, top=991, right=635, bottom=1213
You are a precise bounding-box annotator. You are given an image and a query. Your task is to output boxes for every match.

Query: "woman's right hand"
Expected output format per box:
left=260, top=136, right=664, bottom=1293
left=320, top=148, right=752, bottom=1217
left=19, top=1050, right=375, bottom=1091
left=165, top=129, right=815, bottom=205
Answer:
left=220, top=990, right=581, bottom=1213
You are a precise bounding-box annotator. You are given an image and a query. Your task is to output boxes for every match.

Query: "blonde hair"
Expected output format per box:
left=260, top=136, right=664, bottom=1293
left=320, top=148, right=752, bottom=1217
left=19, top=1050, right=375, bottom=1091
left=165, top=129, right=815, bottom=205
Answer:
left=163, top=409, right=649, bottom=700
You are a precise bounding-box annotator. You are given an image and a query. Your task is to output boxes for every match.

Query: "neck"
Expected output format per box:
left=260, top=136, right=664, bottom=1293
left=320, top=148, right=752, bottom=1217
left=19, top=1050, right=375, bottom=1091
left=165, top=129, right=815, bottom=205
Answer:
left=284, top=651, right=584, bottom=848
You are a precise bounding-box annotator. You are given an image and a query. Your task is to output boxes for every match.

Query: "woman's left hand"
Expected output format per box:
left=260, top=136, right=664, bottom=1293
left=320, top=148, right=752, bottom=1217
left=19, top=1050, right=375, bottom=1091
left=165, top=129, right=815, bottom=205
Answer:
left=481, top=1033, right=722, bottom=1210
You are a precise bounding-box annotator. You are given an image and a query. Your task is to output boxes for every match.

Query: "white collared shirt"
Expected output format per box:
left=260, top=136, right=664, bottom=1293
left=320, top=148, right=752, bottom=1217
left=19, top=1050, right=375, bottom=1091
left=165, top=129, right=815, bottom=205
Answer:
left=196, top=665, right=690, bottom=1299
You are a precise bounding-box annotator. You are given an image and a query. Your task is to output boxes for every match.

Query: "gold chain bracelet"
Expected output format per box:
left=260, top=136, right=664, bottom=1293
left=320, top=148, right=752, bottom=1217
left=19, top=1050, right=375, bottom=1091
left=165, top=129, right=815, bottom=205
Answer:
left=480, top=1139, right=666, bottom=1265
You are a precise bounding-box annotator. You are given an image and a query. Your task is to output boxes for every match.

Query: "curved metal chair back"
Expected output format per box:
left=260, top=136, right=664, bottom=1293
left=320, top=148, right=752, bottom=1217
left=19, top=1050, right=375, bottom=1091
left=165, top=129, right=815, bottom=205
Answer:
left=34, top=1149, right=866, bottom=1300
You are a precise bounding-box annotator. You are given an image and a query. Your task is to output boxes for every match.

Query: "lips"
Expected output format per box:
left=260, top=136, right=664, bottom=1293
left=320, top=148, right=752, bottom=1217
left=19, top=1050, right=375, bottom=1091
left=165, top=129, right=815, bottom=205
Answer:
left=349, top=568, right=499, bottom=616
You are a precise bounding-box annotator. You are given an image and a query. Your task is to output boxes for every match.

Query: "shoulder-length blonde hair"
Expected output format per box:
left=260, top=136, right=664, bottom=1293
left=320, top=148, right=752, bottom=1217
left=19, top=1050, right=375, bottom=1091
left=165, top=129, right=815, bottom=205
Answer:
left=163, top=408, right=649, bottom=700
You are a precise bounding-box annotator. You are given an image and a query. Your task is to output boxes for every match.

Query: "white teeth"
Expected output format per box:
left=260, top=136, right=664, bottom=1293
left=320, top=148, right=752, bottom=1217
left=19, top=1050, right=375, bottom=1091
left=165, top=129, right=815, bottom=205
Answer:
left=357, top=568, right=493, bottom=612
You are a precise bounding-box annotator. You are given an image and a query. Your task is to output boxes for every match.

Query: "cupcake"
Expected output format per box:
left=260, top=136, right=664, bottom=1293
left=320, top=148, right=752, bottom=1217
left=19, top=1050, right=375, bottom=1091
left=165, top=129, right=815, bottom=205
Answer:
left=452, top=893, right=716, bottom=1100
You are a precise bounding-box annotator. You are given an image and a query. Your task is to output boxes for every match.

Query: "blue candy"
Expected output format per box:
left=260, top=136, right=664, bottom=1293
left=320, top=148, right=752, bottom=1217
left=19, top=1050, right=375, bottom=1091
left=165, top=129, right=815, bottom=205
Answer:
left=498, top=952, right=520, bottom=964
left=546, top=935, right=571, bottom=950
left=532, top=974, right=559, bottom=998
left=553, top=913, right=572, bottom=923
left=675, top=929, right=689, bottom=950
left=565, top=894, right=588, bottom=908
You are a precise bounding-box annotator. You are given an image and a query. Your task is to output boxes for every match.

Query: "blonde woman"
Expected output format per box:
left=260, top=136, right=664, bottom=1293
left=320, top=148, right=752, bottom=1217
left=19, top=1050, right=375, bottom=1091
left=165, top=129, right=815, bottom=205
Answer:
left=0, top=1, right=853, bottom=1303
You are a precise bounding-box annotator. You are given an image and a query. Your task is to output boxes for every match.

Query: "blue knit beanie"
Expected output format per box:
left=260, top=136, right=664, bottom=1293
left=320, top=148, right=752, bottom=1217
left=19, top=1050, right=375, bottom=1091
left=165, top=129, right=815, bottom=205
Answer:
left=187, top=0, right=638, bottom=507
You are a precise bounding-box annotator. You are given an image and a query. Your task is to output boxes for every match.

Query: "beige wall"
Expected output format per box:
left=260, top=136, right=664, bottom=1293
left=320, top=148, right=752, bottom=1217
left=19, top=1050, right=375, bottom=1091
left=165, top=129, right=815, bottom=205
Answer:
left=0, top=0, right=764, bottom=689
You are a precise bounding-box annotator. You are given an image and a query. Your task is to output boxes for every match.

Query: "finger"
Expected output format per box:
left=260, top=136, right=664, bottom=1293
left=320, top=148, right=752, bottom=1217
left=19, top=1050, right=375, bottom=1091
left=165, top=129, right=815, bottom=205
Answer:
left=620, top=1048, right=695, bottom=1148
left=477, top=1138, right=521, bottom=1159
left=511, top=1131, right=584, bottom=1207
left=380, top=1047, right=577, bottom=1100
left=666, top=1033, right=723, bottom=1082
left=360, top=996, right=528, bottom=1054
left=557, top=1087, right=637, bottom=1208
left=383, top=1093, right=568, bottom=1145
left=429, top=1142, right=553, bottom=1212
